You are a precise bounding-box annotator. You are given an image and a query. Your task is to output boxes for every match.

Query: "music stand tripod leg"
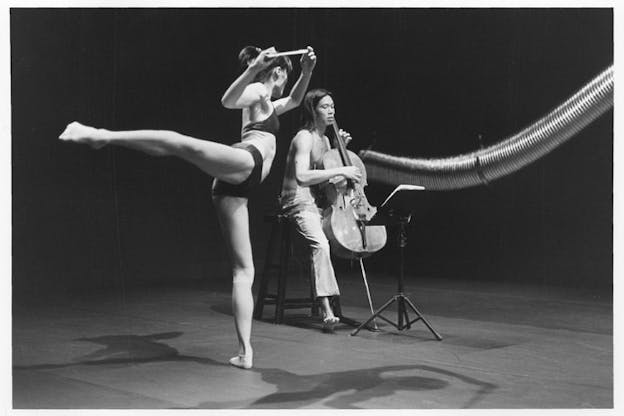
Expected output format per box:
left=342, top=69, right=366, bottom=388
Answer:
left=403, top=296, right=443, bottom=340
left=350, top=295, right=397, bottom=336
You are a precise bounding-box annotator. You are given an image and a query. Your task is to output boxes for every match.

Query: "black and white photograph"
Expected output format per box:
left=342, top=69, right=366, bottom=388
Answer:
left=5, top=1, right=617, bottom=412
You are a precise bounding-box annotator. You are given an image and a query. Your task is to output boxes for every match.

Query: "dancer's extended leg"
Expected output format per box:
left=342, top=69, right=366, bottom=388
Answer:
left=213, top=195, right=255, bottom=369
left=59, top=121, right=254, bottom=184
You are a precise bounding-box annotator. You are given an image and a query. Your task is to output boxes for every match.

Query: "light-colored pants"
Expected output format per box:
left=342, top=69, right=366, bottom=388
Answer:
left=282, top=195, right=340, bottom=298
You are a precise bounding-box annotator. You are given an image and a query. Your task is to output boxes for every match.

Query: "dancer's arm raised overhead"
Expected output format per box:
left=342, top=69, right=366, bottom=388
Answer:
left=221, top=47, right=277, bottom=109
left=273, top=46, right=316, bottom=115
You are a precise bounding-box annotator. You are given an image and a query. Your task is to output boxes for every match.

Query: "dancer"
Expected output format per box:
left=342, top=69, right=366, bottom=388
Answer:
left=59, top=45, right=317, bottom=369
left=280, top=89, right=360, bottom=332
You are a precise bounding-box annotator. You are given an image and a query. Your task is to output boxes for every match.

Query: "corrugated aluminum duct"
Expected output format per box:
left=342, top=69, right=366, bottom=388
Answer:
left=360, top=65, right=613, bottom=190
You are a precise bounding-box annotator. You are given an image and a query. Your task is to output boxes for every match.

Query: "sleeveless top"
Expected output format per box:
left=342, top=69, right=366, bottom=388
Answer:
left=241, top=107, right=280, bottom=136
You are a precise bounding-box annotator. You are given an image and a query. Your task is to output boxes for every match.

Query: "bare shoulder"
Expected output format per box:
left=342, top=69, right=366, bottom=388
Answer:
left=248, top=81, right=267, bottom=93
left=295, top=128, right=313, bottom=138
left=292, top=129, right=313, bottom=151
left=245, top=82, right=269, bottom=100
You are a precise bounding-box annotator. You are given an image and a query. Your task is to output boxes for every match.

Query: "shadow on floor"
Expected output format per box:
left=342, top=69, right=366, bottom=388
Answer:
left=14, top=331, right=497, bottom=409
left=12, top=331, right=231, bottom=370
left=193, top=363, right=497, bottom=409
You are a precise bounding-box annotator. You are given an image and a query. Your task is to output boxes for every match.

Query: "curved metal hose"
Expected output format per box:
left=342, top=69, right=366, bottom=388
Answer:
left=360, top=65, right=613, bottom=190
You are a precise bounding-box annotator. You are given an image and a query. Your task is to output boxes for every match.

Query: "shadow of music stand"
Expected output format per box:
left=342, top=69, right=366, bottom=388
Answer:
left=350, top=185, right=442, bottom=340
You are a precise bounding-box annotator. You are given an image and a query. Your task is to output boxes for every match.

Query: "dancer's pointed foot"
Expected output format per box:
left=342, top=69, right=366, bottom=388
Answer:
left=59, top=121, right=107, bottom=149
left=229, top=351, right=253, bottom=369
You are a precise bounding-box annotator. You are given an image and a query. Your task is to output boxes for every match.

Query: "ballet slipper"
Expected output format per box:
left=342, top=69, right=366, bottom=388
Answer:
left=229, top=352, right=253, bottom=369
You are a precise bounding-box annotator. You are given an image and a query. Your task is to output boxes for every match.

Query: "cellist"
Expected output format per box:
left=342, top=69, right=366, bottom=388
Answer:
left=280, top=89, right=361, bottom=332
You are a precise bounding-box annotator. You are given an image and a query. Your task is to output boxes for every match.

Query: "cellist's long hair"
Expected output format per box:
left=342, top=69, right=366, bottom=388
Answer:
left=301, top=88, right=333, bottom=131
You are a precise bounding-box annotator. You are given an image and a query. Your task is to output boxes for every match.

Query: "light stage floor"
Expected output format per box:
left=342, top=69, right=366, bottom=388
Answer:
left=12, top=272, right=612, bottom=409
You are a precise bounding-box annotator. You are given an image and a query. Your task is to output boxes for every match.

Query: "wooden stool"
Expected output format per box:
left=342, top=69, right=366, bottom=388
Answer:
left=253, top=213, right=318, bottom=324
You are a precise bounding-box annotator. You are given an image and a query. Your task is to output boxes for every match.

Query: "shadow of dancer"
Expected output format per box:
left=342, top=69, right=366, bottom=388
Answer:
left=194, top=364, right=497, bottom=409
left=13, top=331, right=231, bottom=369
left=14, top=332, right=497, bottom=409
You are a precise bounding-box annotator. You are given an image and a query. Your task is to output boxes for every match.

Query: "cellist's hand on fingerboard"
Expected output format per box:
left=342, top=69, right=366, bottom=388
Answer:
left=339, top=129, right=353, bottom=147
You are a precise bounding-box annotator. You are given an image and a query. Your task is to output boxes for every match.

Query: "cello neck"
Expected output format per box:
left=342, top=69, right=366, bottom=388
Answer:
left=331, top=120, right=352, bottom=167
left=330, top=120, right=355, bottom=190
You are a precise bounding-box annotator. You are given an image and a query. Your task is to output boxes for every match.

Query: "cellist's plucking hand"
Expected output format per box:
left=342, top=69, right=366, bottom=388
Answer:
left=339, top=166, right=362, bottom=183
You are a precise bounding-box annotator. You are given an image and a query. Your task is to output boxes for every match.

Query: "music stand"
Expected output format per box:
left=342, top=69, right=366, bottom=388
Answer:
left=350, top=185, right=443, bottom=340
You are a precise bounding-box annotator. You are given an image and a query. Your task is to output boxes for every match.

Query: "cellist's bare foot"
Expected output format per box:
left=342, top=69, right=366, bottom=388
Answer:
left=322, top=313, right=340, bottom=333
left=59, top=121, right=108, bottom=149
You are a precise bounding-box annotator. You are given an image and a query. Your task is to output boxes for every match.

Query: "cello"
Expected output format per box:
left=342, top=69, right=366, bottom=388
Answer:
left=320, top=120, right=387, bottom=259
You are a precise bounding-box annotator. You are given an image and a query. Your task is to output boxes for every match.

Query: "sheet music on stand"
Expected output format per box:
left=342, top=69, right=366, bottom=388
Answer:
left=367, top=184, right=426, bottom=226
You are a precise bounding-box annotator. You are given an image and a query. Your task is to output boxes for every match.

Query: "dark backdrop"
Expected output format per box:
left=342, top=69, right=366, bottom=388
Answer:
left=11, top=8, right=613, bottom=297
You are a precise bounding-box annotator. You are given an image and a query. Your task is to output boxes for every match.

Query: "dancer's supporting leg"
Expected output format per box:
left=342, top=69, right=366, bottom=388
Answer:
left=214, top=195, right=255, bottom=369
left=60, top=121, right=258, bottom=368
left=59, top=121, right=254, bottom=184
